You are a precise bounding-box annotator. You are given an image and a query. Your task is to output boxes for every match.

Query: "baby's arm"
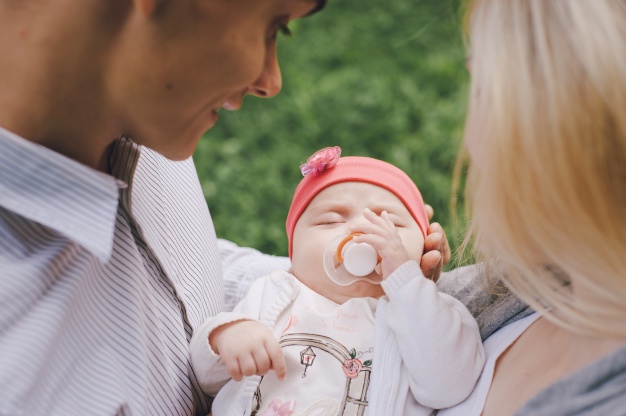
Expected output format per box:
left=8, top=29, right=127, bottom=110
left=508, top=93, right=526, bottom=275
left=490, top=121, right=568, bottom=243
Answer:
left=189, top=276, right=285, bottom=396
left=353, top=209, right=485, bottom=408
left=381, top=262, right=485, bottom=408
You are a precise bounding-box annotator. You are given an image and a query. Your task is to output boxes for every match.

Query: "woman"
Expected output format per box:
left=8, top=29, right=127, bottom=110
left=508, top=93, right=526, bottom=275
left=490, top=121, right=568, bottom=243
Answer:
left=439, top=0, right=626, bottom=414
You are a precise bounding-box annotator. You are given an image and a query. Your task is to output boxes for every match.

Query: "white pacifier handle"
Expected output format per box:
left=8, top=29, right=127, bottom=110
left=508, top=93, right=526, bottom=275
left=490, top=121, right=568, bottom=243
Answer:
left=336, top=233, right=380, bottom=275
left=341, top=239, right=378, bottom=276
left=323, top=233, right=382, bottom=286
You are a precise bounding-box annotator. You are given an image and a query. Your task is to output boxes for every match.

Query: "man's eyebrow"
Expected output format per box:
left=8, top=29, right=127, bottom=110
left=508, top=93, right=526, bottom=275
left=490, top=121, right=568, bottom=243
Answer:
left=305, top=0, right=326, bottom=16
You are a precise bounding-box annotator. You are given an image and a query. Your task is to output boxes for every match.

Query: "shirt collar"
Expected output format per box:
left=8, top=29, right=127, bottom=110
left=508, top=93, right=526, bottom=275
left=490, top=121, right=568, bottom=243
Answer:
left=0, top=127, right=129, bottom=263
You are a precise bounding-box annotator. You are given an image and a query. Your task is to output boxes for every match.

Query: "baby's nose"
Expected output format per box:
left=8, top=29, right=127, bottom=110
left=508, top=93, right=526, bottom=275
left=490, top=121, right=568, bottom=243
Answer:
left=346, top=214, right=369, bottom=232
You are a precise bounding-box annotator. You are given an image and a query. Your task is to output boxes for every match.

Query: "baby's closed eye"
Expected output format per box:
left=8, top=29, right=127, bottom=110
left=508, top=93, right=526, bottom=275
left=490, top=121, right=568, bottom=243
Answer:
left=372, top=210, right=408, bottom=228
left=315, top=214, right=345, bottom=225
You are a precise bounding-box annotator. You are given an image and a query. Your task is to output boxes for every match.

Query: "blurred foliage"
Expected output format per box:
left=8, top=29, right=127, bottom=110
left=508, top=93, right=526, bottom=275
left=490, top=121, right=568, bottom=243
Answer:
left=194, top=0, right=471, bottom=265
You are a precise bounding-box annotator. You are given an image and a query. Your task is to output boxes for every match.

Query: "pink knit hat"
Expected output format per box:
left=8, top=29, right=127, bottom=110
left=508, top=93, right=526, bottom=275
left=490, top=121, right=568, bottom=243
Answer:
left=286, top=147, right=429, bottom=258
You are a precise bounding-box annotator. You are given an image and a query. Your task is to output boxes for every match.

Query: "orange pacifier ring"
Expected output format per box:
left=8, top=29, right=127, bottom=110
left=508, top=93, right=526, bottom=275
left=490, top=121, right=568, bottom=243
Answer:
left=335, top=232, right=382, bottom=263
left=323, top=233, right=383, bottom=286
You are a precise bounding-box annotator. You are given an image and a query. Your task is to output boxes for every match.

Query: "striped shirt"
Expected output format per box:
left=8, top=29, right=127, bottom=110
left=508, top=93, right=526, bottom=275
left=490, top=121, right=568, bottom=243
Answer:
left=1, top=125, right=528, bottom=415
left=0, top=129, right=227, bottom=416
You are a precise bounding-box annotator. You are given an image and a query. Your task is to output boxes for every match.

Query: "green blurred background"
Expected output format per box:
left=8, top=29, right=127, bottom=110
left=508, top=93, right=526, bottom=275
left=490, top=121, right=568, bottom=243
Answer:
left=194, top=0, right=470, bottom=264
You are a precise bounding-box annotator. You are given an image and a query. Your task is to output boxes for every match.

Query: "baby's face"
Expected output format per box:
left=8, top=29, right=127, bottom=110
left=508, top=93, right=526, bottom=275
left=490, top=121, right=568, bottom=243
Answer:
left=291, top=181, right=425, bottom=304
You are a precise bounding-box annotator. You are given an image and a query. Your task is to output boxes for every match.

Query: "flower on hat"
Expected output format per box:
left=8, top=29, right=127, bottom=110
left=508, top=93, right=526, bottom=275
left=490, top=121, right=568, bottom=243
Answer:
left=299, top=146, right=342, bottom=177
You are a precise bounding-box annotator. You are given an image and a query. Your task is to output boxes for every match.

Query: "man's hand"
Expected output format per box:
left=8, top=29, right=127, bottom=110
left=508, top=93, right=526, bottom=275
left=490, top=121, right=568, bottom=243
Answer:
left=209, top=320, right=286, bottom=381
left=420, top=204, right=451, bottom=282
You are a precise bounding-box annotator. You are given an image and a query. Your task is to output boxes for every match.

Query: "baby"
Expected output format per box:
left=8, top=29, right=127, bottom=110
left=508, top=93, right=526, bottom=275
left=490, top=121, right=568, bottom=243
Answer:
left=190, top=147, right=485, bottom=416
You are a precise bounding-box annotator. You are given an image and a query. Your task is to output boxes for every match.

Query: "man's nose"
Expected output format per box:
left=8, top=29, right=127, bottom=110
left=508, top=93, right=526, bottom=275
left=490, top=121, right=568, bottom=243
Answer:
left=248, top=48, right=282, bottom=98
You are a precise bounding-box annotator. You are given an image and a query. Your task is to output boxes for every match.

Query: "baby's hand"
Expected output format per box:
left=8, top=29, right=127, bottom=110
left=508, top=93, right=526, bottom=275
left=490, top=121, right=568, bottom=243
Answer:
left=209, top=320, right=286, bottom=381
left=350, top=208, right=414, bottom=279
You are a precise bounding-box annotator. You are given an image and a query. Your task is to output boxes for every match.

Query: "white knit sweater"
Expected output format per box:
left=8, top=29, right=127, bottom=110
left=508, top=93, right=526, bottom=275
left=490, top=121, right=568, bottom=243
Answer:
left=191, top=261, right=485, bottom=416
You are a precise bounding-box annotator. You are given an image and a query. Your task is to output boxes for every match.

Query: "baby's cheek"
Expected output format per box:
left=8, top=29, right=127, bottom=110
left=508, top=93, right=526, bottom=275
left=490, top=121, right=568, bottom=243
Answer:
left=291, top=251, right=319, bottom=278
left=402, top=233, right=425, bottom=261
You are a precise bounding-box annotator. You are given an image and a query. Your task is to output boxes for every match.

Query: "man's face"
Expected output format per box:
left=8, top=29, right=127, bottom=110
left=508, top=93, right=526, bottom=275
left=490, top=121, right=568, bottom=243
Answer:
left=108, top=0, right=321, bottom=160
left=291, top=182, right=425, bottom=304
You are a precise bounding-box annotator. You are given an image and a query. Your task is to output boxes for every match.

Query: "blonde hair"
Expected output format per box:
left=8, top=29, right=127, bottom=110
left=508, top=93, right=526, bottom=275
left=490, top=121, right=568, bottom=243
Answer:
left=463, top=0, right=626, bottom=337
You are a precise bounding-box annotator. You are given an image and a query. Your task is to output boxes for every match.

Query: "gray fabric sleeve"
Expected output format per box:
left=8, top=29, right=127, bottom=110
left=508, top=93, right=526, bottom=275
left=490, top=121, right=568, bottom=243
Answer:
left=517, top=344, right=626, bottom=415
left=437, top=264, right=534, bottom=341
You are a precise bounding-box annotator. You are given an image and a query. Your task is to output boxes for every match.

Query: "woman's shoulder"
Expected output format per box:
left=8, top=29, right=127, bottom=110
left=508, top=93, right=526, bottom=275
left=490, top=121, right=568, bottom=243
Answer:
left=438, top=264, right=533, bottom=341
left=518, top=343, right=626, bottom=415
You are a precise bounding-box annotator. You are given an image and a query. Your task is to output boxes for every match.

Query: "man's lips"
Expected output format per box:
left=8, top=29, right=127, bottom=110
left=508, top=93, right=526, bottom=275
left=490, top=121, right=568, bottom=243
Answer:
left=222, top=102, right=239, bottom=111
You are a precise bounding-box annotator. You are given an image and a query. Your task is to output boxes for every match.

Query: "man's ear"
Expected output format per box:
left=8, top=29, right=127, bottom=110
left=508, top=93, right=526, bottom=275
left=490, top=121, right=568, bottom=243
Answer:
left=133, top=0, right=165, bottom=16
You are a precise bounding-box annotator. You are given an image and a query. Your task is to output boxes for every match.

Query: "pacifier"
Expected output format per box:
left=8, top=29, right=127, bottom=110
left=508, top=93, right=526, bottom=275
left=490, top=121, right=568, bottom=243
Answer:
left=323, top=232, right=382, bottom=286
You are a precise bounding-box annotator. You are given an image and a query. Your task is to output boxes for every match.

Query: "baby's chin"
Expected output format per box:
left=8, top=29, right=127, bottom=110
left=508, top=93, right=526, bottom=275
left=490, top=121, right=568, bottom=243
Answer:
left=291, top=268, right=385, bottom=304
left=335, top=280, right=385, bottom=302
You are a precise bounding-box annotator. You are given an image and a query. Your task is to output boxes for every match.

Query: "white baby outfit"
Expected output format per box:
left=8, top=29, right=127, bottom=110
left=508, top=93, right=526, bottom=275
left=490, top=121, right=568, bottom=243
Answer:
left=190, top=261, right=485, bottom=416
left=254, top=283, right=377, bottom=415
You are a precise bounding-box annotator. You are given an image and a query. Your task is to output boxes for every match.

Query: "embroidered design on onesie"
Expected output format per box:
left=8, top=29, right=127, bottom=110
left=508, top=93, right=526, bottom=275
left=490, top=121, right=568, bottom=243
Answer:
left=252, top=281, right=377, bottom=416
left=342, top=348, right=372, bottom=379
left=252, top=333, right=373, bottom=416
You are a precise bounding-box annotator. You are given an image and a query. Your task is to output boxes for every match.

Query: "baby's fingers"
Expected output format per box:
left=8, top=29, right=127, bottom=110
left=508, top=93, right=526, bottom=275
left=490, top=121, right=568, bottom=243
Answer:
left=379, top=210, right=397, bottom=228
left=224, top=356, right=244, bottom=381
left=238, top=355, right=258, bottom=378
left=363, top=208, right=390, bottom=228
left=267, top=339, right=286, bottom=380
left=351, top=209, right=394, bottom=235
left=252, top=347, right=272, bottom=376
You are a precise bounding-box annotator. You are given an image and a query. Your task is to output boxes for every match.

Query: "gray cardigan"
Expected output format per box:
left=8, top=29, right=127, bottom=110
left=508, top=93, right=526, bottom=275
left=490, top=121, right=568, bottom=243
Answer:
left=437, top=265, right=626, bottom=416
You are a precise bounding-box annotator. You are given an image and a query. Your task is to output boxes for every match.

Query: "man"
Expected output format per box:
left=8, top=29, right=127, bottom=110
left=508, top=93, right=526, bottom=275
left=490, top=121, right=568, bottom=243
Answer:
left=0, top=1, right=452, bottom=415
